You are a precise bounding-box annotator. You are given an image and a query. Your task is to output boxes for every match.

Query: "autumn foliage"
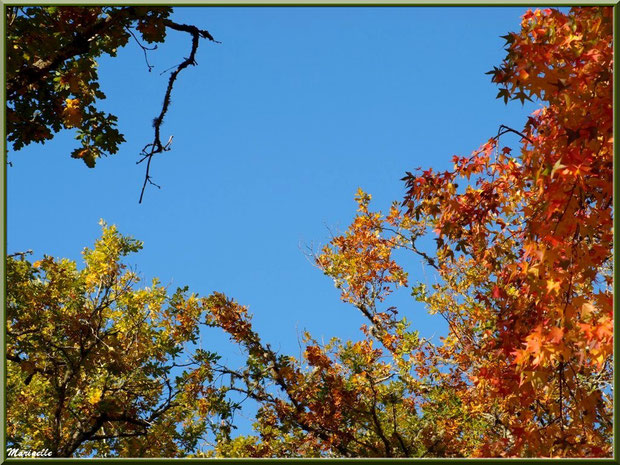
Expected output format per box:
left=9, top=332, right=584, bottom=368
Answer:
left=6, top=6, right=215, bottom=170
left=397, top=6, right=613, bottom=456
left=6, top=6, right=613, bottom=458
left=7, top=223, right=242, bottom=456
left=7, top=7, right=167, bottom=166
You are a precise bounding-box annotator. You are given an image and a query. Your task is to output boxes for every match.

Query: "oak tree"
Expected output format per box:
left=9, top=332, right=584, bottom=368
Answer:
left=7, top=222, right=239, bottom=457
left=6, top=6, right=217, bottom=201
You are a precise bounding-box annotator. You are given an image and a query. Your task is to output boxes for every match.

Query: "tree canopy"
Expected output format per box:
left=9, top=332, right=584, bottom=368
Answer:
left=8, top=223, right=234, bottom=456
left=6, top=6, right=613, bottom=458
left=6, top=6, right=217, bottom=201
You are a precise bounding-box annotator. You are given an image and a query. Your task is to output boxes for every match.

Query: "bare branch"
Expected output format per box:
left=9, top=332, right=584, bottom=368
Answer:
left=8, top=250, right=34, bottom=260
left=125, top=26, right=157, bottom=72
left=494, top=124, right=534, bottom=145
left=137, top=20, right=219, bottom=203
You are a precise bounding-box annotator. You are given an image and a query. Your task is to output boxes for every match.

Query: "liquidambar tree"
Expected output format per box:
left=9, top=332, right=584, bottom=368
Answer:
left=6, top=6, right=613, bottom=458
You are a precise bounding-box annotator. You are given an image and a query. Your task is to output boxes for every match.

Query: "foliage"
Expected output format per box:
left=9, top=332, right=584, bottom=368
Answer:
left=7, top=222, right=236, bottom=457
left=214, top=6, right=613, bottom=457
left=6, top=6, right=215, bottom=170
left=402, top=6, right=614, bottom=456
left=388, top=6, right=611, bottom=456
left=7, top=6, right=613, bottom=458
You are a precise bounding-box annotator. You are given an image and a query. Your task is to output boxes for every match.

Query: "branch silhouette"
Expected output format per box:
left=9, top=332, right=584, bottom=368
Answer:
left=137, top=20, right=220, bottom=204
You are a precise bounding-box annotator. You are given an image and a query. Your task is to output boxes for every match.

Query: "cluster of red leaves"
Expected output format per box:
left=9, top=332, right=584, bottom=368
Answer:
left=401, top=7, right=612, bottom=457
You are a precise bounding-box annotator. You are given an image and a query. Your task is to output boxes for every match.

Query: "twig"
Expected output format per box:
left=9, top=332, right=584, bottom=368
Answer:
left=137, top=20, right=220, bottom=204
left=8, top=250, right=33, bottom=259
left=125, top=26, right=157, bottom=72
left=494, top=124, right=534, bottom=145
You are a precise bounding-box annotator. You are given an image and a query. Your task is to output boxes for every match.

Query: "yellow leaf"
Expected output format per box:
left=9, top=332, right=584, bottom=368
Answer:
left=88, top=388, right=103, bottom=405
left=63, top=98, right=82, bottom=128
left=546, top=279, right=561, bottom=294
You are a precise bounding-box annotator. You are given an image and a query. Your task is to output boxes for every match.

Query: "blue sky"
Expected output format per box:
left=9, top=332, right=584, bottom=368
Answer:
left=8, top=6, right=541, bottom=434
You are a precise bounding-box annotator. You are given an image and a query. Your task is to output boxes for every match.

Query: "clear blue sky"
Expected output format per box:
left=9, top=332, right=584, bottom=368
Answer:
left=8, top=6, right=541, bottom=433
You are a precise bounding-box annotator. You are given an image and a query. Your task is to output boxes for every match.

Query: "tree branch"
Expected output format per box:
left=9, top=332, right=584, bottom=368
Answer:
left=89, top=431, right=146, bottom=441
left=137, top=19, right=220, bottom=203
left=7, top=8, right=133, bottom=100
left=494, top=124, right=534, bottom=145
left=366, top=374, right=393, bottom=457
left=7, top=250, right=33, bottom=259
left=59, top=414, right=107, bottom=457
left=125, top=26, right=157, bottom=72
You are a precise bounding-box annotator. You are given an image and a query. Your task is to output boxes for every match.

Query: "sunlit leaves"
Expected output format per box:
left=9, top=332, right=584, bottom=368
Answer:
left=6, top=5, right=612, bottom=459
left=317, top=189, right=409, bottom=309
left=7, top=222, right=233, bottom=457
left=398, top=6, right=613, bottom=457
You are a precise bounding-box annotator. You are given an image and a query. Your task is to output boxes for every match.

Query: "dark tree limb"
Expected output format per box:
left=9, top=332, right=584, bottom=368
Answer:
left=59, top=415, right=107, bottom=457
left=7, top=353, right=53, bottom=385
left=393, top=408, right=411, bottom=456
left=58, top=412, right=150, bottom=457
left=137, top=19, right=220, bottom=204
left=57, top=394, right=177, bottom=456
